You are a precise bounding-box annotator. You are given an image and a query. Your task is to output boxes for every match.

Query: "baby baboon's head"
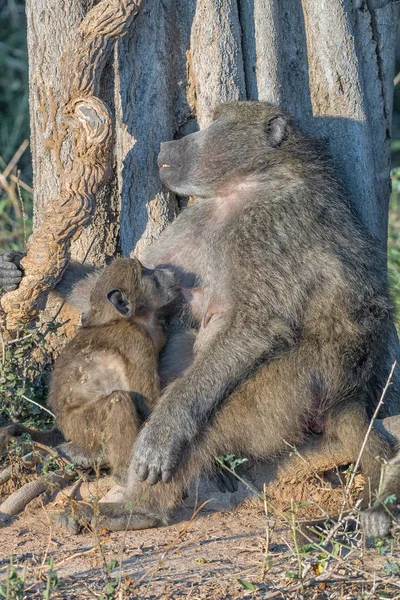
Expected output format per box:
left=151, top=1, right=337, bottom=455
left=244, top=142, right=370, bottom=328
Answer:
left=85, top=258, right=178, bottom=326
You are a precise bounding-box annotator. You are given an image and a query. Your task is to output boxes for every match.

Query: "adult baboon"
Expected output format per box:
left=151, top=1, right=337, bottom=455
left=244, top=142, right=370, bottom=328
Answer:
left=0, top=102, right=394, bottom=532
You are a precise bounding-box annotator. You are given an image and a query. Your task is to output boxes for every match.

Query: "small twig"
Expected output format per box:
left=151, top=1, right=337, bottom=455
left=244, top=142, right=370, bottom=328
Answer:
left=32, top=442, right=71, bottom=465
left=7, top=333, right=33, bottom=345
left=21, top=394, right=56, bottom=418
left=9, top=174, right=32, bottom=193
left=53, top=546, right=97, bottom=569
left=0, top=327, right=5, bottom=365
left=290, top=499, right=303, bottom=579
left=261, top=482, right=271, bottom=580
left=0, top=140, right=29, bottom=222
left=16, top=170, right=27, bottom=246
left=37, top=503, right=54, bottom=580
left=2, top=139, right=29, bottom=180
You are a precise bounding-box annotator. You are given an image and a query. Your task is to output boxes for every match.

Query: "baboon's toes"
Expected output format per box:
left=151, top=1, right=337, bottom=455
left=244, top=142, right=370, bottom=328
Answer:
left=54, top=510, right=82, bottom=535
left=53, top=503, right=93, bottom=535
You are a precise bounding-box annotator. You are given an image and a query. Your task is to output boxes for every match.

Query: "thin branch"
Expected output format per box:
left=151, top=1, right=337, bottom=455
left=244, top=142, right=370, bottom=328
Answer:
left=344, top=361, right=396, bottom=504
left=21, top=394, right=56, bottom=419
left=2, top=139, right=29, bottom=180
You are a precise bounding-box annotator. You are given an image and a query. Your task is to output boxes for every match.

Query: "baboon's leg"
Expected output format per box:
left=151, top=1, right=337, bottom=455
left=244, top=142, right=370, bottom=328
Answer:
left=58, top=365, right=311, bottom=532
left=275, top=402, right=392, bottom=499
left=60, top=390, right=141, bottom=481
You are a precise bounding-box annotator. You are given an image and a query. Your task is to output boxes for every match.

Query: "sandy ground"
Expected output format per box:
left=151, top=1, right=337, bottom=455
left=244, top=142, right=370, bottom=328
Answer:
left=1, top=459, right=400, bottom=599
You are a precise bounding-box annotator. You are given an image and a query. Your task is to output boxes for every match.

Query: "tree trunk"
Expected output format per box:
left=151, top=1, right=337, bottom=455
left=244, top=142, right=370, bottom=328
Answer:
left=26, top=0, right=399, bottom=253
left=22, top=0, right=400, bottom=402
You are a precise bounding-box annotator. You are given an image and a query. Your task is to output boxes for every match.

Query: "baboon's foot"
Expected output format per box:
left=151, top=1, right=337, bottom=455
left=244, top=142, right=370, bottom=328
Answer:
left=54, top=502, right=94, bottom=535
left=360, top=504, right=398, bottom=539
left=54, top=500, right=164, bottom=534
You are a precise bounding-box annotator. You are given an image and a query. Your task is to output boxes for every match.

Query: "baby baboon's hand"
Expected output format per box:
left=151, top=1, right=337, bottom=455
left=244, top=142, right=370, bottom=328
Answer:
left=134, top=416, right=184, bottom=485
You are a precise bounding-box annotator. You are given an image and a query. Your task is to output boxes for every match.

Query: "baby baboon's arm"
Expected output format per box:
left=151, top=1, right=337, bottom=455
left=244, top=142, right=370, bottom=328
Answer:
left=0, top=251, right=99, bottom=313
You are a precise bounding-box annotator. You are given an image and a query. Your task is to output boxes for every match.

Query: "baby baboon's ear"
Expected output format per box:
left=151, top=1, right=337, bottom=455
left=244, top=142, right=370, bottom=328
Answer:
left=265, top=115, right=287, bottom=147
left=107, top=289, right=133, bottom=317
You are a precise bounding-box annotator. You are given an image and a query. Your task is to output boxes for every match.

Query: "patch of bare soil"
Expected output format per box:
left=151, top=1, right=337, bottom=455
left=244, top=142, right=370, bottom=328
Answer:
left=1, top=460, right=400, bottom=599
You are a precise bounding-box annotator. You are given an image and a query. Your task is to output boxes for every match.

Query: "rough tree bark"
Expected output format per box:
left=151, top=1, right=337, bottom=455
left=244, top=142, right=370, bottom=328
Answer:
left=1, top=0, right=399, bottom=399
left=0, top=0, right=142, bottom=329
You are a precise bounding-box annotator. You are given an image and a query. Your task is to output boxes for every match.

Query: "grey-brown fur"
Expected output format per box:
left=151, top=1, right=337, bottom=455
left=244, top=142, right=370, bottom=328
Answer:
left=1, top=258, right=178, bottom=481
left=0, top=102, right=395, bottom=532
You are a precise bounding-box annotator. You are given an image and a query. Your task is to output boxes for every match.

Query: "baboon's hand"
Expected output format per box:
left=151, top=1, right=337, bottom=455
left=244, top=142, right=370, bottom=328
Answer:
left=0, top=251, right=24, bottom=292
left=134, top=416, right=184, bottom=485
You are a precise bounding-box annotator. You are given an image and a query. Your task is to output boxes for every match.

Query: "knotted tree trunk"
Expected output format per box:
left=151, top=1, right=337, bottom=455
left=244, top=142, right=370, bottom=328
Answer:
left=1, top=0, right=399, bottom=404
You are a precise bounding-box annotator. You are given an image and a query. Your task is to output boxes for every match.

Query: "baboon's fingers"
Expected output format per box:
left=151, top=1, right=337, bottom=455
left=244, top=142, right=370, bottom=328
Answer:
left=54, top=511, right=82, bottom=535
left=161, top=468, right=172, bottom=483
left=147, top=467, right=161, bottom=486
left=136, top=464, right=149, bottom=482
left=53, top=502, right=93, bottom=535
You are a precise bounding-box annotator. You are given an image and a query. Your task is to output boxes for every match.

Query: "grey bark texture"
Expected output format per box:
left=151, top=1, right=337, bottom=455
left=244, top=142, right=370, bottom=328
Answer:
left=26, top=0, right=399, bottom=253
left=25, top=0, right=120, bottom=267
left=25, top=0, right=400, bottom=405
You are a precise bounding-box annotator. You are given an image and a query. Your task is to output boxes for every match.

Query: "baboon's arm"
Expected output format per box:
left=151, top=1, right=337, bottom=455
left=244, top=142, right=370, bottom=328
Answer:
left=134, top=316, right=298, bottom=485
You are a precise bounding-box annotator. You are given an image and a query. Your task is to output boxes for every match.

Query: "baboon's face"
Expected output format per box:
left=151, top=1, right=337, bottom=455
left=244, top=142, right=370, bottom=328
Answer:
left=85, top=258, right=178, bottom=326
left=157, top=101, right=291, bottom=198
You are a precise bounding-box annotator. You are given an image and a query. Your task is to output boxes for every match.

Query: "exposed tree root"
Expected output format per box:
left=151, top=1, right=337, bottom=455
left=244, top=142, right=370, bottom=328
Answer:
left=0, top=471, right=74, bottom=526
left=1, top=0, right=145, bottom=330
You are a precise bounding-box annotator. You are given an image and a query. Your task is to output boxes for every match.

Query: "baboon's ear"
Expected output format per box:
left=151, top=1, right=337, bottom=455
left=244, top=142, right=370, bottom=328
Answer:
left=265, top=115, right=287, bottom=147
left=107, top=289, right=133, bottom=317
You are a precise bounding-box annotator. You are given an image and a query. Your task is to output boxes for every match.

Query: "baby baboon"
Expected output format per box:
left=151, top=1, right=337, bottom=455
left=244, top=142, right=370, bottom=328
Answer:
left=0, top=102, right=395, bottom=532
left=1, top=258, right=178, bottom=481
left=361, top=447, right=400, bottom=538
